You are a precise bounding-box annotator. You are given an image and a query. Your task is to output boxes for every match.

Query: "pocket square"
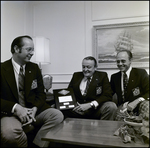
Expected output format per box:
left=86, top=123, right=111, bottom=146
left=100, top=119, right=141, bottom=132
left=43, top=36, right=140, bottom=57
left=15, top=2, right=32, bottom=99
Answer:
left=31, top=79, right=37, bottom=90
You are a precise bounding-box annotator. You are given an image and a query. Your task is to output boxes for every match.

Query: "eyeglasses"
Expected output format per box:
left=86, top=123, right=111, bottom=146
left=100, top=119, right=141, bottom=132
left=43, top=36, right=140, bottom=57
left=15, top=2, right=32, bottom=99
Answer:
left=20, top=47, right=34, bottom=53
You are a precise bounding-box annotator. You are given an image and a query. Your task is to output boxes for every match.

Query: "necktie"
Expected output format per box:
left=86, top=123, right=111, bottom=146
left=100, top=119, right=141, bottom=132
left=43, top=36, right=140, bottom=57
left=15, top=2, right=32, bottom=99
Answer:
left=18, top=66, right=25, bottom=106
left=83, top=77, right=91, bottom=96
left=123, top=72, right=128, bottom=102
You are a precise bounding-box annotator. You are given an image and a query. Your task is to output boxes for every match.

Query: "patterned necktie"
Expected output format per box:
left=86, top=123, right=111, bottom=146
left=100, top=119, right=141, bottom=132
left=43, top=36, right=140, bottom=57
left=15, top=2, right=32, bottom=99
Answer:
left=123, top=72, right=128, bottom=102
left=83, top=77, right=91, bottom=96
left=18, top=66, right=25, bottom=106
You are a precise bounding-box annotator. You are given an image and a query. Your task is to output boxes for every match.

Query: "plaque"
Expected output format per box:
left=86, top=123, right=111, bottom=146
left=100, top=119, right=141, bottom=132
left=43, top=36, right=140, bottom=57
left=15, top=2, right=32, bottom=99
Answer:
left=53, top=88, right=77, bottom=110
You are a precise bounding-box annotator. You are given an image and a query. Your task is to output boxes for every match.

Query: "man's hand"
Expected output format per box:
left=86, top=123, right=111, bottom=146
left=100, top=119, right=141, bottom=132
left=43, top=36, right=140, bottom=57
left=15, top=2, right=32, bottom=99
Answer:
left=73, top=102, right=91, bottom=113
left=22, top=118, right=33, bottom=127
left=13, top=104, right=33, bottom=124
left=22, top=107, right=37, bottom=127
left=28, top=107, right=37, bottom=122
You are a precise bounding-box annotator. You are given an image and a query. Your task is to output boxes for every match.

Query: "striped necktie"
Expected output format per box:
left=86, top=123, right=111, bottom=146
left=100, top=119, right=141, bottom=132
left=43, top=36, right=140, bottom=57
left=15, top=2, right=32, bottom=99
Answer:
left=18, top=66, right=25, bottom=106
left=83, top=77, right=91, bottom=96
left=123, top=72, right=128, bottom=102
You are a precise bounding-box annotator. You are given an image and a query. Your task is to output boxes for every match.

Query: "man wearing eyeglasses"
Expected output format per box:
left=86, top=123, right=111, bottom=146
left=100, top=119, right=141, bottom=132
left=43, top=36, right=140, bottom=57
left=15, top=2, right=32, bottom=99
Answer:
left=1, top=35, right=64, bottom=147
left=110, top=49, right=149, bottom=118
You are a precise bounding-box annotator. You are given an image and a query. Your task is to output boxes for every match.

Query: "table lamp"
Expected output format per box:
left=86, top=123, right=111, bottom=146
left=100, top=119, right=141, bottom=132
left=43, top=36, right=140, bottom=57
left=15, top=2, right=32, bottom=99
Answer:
left=32, top=36, right=51, bottom=71
left=32, top=36, right=52, bottom=92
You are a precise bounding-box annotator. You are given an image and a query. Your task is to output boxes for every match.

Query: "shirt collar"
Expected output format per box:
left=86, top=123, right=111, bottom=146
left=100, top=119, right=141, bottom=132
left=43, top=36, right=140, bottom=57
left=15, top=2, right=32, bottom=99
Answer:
left=11, top=58, right=25, bottom=74
left=122, top=66, right=132, bottom=78
left=86, top=76, right=92, bottom=81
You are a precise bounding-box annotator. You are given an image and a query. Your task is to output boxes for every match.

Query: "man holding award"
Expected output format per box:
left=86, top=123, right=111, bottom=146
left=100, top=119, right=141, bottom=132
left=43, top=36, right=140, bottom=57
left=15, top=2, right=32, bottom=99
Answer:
left=62, top=56, right=117, bottom=120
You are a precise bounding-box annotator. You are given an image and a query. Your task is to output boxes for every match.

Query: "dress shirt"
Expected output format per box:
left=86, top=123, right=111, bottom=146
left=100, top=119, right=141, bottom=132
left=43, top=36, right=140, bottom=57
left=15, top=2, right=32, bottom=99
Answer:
left=80, top=76, right=98, bottom=108
left=80, top=76, right=92, bottom=95
left=121, top=66, right=132, bottom=92
left=11, top=58, right=26, bottom=113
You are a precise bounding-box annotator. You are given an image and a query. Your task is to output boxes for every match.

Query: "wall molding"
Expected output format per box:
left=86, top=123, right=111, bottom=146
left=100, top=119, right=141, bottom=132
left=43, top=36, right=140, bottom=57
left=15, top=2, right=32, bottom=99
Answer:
left=53, top=82, right=69, bottom=84
left=43, top=73, right=73, bottom=83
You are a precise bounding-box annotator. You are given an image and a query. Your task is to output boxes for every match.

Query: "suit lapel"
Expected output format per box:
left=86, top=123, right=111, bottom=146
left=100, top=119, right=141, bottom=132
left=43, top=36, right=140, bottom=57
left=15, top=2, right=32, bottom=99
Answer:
left=86, top=72, right=98, bottom=95
left=117, top=72, right=122, bottom=96
left=126, top=68, right=136, bottom=98
left=77, top=75, right=84, bottom=97
left=113, top=72, right=122, bottom=99
left=3, top=60, right=18, bottom=100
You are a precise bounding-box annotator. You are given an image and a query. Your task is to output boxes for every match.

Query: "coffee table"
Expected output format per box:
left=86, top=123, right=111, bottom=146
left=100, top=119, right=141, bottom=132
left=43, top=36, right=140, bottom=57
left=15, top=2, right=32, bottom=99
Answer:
left=42, top=118, right=149, bottom=147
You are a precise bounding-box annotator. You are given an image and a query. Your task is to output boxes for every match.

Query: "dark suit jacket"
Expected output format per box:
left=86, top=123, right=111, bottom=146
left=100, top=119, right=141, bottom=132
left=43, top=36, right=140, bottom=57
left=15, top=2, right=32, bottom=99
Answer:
left=68, top=71, right=112, bottom=105
left=110, top=68, right=149, bottom=106
left=1, top=59, right=50, bottom=117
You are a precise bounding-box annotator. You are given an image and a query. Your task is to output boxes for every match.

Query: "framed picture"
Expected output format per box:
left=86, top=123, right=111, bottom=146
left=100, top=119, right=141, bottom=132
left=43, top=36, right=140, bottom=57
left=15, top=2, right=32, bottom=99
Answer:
left=93, top=21, right=149, bottom=69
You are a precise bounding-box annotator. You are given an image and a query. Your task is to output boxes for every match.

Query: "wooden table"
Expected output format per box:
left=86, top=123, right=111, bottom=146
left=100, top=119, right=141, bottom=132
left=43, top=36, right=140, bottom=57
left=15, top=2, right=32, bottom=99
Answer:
left=42, top=118, right=149, bottom=147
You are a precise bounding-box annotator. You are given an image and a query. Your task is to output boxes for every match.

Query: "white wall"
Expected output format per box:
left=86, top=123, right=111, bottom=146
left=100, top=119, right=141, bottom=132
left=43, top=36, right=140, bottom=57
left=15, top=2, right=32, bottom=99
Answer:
left=1, top=1, right=33, bottom=60
left=1, top=1, right=149, bottom=91
left=32, top=1, right=85, bottom=82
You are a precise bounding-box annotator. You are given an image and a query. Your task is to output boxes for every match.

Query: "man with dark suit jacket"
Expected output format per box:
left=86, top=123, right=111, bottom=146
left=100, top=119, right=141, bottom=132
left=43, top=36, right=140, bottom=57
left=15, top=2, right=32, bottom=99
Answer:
left=62, top=56, right=117, bottom=120
left=110, top=49, right=149, bottom=115
left=1, top=35, right=64, bottom=147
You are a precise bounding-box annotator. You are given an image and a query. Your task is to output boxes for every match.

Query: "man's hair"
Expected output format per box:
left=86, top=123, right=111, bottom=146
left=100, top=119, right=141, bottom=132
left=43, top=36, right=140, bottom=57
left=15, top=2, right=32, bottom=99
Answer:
left=117, top=49, right=133, bottom=60
left=11, top=35, right=33, bottom=54
left=83, top=56, right=97, bottom=67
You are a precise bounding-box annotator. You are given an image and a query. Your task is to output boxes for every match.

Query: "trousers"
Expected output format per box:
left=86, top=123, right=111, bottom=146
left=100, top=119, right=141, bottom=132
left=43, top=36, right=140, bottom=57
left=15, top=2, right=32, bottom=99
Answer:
left=62, top=101, right=117, bottom=120
left=1, top=108, right=64, bottom=147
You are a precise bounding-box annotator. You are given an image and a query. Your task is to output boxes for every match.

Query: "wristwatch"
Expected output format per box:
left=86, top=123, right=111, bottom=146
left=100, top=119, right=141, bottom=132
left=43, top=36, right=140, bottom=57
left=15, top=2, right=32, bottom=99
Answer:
left=90, top=102, right=95, bottom=108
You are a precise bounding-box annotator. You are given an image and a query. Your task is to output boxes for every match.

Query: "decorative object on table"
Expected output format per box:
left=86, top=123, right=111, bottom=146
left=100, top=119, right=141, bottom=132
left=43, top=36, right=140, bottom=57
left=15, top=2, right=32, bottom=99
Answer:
left=114, top=98, right=145, bottom=121
left=114, top=99, right=149, bottom=144
left=32, top=36, right=50, bottom=72
left=124, top=117, right=143, bottom=127
left=53, top=88, right=77, bottom=110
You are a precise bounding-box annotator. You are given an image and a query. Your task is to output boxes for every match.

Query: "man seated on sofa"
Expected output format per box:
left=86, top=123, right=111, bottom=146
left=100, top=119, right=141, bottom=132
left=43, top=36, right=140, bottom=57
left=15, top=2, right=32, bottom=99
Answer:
left=110, top=49, right=149, bottom=119
left=1, top=35, right=64, bottom=147
left=62, top=56, right=117, bottom=120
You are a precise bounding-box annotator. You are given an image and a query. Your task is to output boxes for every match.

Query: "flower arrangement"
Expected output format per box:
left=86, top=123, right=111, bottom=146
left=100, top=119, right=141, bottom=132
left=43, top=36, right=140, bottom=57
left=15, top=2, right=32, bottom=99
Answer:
left=114, top=99, right=149, bottom=144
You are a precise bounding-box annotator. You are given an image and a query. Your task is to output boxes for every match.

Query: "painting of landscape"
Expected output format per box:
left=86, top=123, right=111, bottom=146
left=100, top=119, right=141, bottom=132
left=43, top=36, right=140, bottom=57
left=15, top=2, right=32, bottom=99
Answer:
left=94, top=22, right=149, bottom=69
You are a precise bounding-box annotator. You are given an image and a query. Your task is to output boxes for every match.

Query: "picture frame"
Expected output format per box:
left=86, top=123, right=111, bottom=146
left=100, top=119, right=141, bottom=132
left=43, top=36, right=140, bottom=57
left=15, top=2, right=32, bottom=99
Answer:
left=93, top=21, right=149, bottom=69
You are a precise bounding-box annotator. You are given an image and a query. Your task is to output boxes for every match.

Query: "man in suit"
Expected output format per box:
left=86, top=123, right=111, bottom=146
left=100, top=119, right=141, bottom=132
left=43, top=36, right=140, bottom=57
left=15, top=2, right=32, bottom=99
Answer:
left=62, top=56, right=117, bottom=120
left=110, top=49, right=149, bottom=115
left=1, top=35, right=64, bottom=147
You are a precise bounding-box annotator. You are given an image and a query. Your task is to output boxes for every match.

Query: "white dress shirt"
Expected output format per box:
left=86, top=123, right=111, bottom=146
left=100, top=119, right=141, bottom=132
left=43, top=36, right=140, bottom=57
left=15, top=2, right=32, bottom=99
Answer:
left=80, top=77, right=92, bottom=95
left=80, top=76, right=98, bottom=108
left=121, top=66, right=132, bottom=93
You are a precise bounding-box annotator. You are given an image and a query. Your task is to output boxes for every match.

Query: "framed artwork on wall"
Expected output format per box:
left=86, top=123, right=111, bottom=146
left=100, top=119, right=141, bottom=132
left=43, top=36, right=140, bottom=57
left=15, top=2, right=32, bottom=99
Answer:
left=93, top=21, right=149, bottom=69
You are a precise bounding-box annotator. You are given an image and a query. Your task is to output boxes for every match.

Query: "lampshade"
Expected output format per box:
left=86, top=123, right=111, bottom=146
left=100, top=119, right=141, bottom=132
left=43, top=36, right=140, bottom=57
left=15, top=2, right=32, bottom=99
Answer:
left=32, top=36, right=50, bottom=65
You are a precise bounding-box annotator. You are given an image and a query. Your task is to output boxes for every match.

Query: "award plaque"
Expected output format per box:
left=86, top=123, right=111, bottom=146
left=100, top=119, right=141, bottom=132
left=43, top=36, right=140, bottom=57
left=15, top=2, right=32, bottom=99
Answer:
left=53, top=88, right=77, bottom=110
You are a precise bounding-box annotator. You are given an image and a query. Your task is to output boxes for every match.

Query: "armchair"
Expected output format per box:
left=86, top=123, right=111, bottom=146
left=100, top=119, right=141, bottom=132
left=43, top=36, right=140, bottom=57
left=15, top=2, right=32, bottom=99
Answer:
left=43, top=74, right=54, bottom=105
left=43, top=74, right=53, bottom=92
